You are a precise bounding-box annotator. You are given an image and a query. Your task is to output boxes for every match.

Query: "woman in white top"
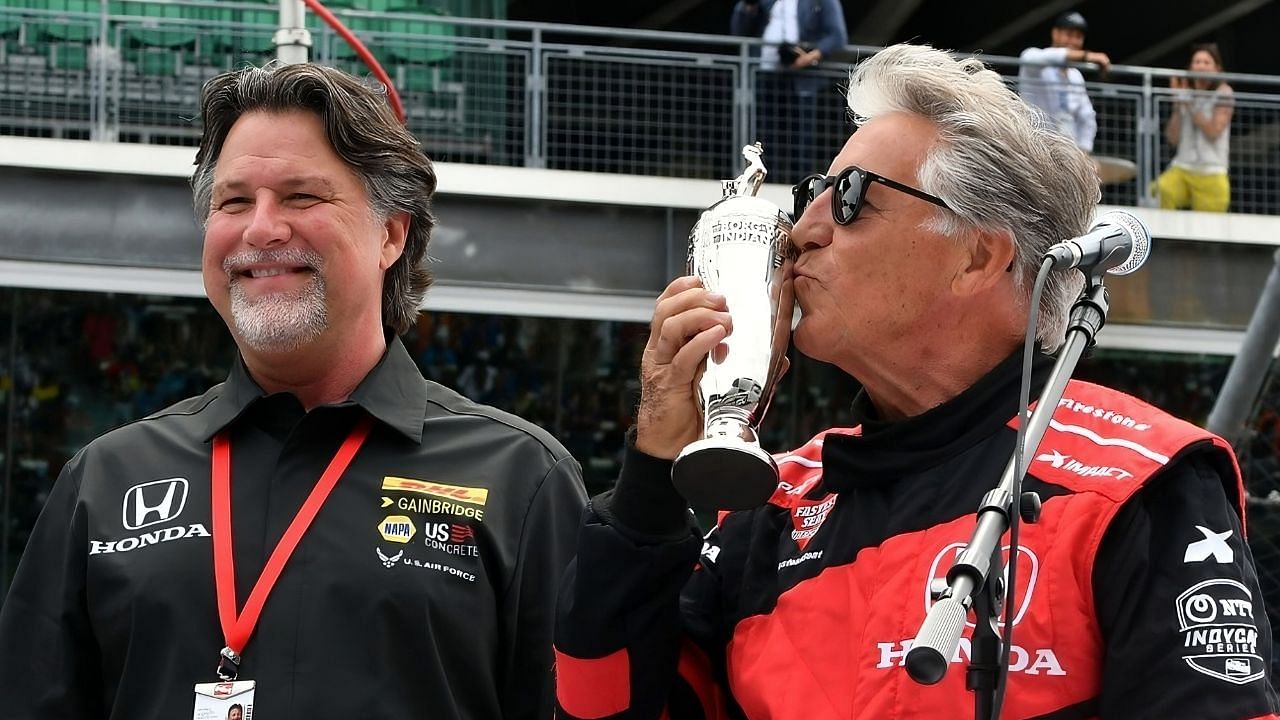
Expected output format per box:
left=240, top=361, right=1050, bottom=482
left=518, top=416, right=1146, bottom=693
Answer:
left=1155, top=43, right=1234, bottom=212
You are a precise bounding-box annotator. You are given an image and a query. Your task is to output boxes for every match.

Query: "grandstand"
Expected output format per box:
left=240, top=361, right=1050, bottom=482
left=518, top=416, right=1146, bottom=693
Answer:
left=1, top=0, right=1280, bottom=665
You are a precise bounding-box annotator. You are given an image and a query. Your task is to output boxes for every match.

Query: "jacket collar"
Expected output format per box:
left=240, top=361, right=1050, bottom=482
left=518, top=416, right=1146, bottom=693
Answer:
left=197, top=332, right=426, bottom=443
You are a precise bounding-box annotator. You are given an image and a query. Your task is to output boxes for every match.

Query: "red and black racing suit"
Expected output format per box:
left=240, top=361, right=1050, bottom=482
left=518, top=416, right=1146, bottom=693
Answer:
left=555, top=353, right=1280, bottom=719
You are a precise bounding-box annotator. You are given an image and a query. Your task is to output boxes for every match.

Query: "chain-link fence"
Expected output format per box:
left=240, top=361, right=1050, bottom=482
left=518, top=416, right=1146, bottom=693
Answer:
left=4, top=2, right=1280, bottom=210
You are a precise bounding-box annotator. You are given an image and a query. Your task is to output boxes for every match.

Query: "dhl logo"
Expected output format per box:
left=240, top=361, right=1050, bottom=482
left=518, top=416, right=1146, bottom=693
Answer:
left=382, top=477, right=489, bottom=506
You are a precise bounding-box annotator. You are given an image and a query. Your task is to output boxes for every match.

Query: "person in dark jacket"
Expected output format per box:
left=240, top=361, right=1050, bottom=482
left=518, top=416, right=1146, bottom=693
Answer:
left=731, top=0, right=848, bottom=184
left=554, top=43, right=1280, bottom=719
left=0, top=62, right=586, bottom=719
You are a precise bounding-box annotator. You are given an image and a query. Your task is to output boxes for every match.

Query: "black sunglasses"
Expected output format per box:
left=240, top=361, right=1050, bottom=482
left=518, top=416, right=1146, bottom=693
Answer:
left=792, top=166, right=951, bottom=225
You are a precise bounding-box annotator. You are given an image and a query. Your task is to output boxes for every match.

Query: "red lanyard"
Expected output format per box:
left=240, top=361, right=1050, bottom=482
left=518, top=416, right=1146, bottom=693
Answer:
left=211, top=414, right=373, bottom=676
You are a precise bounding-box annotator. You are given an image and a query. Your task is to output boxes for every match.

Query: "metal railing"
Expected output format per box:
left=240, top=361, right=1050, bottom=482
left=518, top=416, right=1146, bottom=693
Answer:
left=3, top=2, right=1280, bottom=211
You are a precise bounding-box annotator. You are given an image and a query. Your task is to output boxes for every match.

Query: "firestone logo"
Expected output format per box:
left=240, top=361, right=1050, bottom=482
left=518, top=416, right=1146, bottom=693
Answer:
left=1035, top=450, right=1134, bottom=480
left=1056, top=397, right=1151, bottom=431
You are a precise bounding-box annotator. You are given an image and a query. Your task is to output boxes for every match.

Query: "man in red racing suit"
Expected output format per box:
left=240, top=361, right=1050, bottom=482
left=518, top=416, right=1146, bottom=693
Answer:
left=553, top=43, right=1280, bottom=720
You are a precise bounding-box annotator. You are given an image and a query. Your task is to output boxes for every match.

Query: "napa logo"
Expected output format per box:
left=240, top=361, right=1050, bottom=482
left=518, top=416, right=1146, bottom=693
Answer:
left=378, top=515, right=416, bottom=544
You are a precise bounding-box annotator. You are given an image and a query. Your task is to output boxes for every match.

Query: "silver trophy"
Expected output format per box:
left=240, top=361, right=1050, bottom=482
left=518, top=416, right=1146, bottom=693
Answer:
left=672, top=143, right=795, bottom=510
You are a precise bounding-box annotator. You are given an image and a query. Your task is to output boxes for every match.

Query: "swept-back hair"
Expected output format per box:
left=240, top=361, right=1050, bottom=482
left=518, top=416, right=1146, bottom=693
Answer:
left=191, top=62, right=436, bottom=335
left=846, top=43, right=1099, bottom=349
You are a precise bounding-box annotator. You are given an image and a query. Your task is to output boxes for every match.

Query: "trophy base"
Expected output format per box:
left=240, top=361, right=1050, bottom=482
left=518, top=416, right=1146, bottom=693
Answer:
left=672, top=439, right=778, bottom=511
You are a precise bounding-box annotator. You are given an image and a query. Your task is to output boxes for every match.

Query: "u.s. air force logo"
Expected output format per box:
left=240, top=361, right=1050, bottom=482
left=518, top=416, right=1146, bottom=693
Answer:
left=381, top=477, right=488, bottom=520
left=1177, top=578, right=1265, bottom=684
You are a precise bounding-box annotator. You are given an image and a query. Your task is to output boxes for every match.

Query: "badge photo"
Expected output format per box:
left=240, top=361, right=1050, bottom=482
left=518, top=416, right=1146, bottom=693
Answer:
left=193, top=679, right=255, bottom=720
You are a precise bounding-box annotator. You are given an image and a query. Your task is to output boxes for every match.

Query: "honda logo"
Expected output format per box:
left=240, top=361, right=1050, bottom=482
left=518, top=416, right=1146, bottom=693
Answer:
left=122, top=478, right=189, bottom=530
left=926, top=542, right=1040, bottom=628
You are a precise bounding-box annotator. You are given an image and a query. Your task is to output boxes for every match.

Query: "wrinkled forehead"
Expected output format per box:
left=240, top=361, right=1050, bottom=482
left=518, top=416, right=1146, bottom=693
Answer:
left=829, top=113, right=938, bottom=181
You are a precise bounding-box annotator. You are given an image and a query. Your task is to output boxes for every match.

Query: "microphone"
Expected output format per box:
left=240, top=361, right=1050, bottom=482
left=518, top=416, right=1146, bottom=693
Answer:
left=1043, top=209, right=1151, bottom=275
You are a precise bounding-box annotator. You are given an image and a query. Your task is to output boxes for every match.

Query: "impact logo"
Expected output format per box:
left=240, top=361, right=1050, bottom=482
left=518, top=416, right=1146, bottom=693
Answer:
left=376, top=547, right=404, bottom=569
left=1034, top=450, right=1134, bottom=480
left=378, top=515, right=416, bottom=544
left=1176, top=578, right=1265, bottom=684
left=926, top=543, right=1039, bottom=628
left=423, top=522, right=479, bottom=558
left=122, top=477, right=189, bottom=529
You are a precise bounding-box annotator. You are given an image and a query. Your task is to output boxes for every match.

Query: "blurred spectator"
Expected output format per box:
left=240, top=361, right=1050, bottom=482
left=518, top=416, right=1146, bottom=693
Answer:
left=1155, top=43, right=1234, bottom=212
left=1019, top=11, right=1110, bottom=153
left=730, top=0, right=847, bottom=185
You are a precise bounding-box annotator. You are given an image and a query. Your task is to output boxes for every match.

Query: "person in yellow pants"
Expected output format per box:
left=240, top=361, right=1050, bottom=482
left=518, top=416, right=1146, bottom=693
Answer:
left=1154, top=43, right=1233, bottom=212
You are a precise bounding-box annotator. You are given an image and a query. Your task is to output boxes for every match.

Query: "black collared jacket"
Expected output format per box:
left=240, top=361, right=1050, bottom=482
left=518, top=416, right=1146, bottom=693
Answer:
left=0, top=335, right=587, bottom=719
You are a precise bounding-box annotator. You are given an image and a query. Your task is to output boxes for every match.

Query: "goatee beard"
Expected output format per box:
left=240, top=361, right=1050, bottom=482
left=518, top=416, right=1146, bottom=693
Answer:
left=224, top=248, right=327, bottom=353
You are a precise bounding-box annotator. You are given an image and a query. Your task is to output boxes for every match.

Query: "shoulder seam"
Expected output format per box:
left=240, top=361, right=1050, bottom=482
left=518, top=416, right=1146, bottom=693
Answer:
left=423, top=397, right=567, bottom=464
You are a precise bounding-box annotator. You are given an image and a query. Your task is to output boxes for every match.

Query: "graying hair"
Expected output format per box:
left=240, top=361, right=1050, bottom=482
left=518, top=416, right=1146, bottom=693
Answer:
left=846, top=43, right=1098, bottom=349
left=191, top=62, right=436, bottom=335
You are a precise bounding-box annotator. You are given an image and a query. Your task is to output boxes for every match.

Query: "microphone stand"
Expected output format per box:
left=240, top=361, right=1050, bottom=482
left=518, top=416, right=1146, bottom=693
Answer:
left=904, top=277, right=1110, bottom=720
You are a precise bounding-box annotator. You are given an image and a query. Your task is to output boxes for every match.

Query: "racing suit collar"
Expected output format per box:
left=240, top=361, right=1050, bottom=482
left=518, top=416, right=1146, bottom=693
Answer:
left=821, top=348, right=1053, bottom=491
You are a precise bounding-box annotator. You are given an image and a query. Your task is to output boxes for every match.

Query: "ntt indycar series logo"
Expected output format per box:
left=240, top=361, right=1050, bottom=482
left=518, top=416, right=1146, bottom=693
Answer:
left=1177, top=578, right=1266, bottom=684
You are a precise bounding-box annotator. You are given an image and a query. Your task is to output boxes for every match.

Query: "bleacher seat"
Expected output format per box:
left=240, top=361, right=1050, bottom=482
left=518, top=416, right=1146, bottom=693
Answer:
left=112, top=2, right=195, bottom=49
left=37, top=1, right=99, bottom=43
left=186, top=0, right=271, bottom=69
left=328, top=5, right=383, bottom=62
left=25, top=2, right=98, bottom=72
left=0, top=0, right=28, bottom=39
left=378, top=1, right=456, bottom=95
left=385, top=8, right=453, bottom=64
left=48, top=41, right=89, bottom=71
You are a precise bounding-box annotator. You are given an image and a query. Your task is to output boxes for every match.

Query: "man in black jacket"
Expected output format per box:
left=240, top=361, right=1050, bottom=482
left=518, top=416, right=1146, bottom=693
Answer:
left=0, top=62, right=586, bottom=719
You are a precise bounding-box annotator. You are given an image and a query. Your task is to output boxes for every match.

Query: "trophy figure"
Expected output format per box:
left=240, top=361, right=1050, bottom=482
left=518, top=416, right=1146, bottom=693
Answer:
left=672, top=143, right=795, bottom=510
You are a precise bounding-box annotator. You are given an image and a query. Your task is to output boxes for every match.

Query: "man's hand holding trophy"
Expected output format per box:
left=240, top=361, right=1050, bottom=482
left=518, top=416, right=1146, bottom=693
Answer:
left=647, top=142, right=795, bottom=511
